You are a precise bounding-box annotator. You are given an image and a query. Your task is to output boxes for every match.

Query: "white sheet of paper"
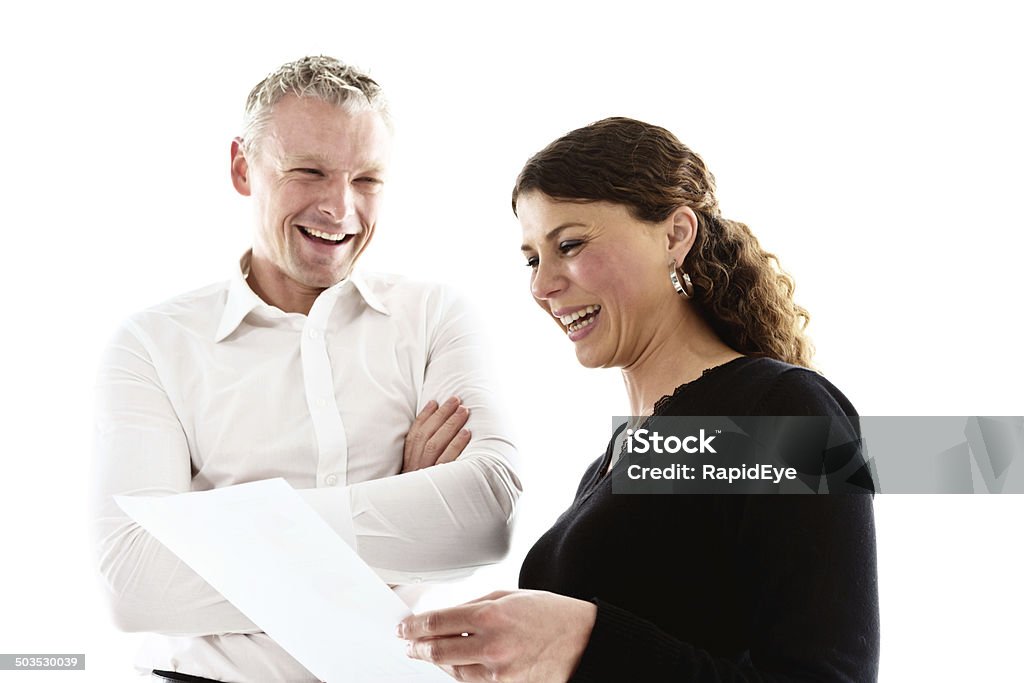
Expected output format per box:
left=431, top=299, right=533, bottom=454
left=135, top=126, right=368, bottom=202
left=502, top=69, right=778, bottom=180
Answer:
left=115, top=478, right=451, bottom=682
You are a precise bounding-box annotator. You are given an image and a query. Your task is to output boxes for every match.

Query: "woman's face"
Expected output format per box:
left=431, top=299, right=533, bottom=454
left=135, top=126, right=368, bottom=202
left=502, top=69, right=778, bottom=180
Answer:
left=518, top=191, right=687, bottom=369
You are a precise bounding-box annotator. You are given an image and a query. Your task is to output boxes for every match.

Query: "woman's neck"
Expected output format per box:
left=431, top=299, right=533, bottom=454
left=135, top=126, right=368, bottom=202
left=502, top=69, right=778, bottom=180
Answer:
left=621, top=309, right=741, bottom=416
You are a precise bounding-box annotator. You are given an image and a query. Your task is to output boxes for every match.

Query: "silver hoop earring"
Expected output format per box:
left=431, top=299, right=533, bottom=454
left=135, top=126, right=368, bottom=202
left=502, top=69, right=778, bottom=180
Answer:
left=669, top=262, right=694, bottom=299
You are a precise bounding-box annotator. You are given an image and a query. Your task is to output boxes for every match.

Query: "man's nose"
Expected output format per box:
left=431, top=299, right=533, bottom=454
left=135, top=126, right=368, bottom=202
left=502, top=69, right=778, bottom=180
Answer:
left=319, top=181, right=355, bottom=221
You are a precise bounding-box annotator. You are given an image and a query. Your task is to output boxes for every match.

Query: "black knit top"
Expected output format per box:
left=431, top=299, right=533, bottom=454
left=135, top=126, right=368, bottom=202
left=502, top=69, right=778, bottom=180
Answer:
left=519, top=357, right=880, bottom=682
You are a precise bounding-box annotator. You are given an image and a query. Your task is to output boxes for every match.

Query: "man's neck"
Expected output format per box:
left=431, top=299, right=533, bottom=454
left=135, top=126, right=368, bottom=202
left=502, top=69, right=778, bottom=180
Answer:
left=247, top=255, right=327, bottom=315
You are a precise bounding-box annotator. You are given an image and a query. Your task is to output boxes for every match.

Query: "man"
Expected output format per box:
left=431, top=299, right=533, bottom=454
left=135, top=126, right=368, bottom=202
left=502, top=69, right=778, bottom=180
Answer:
left=92, top=56, right=521, bottom=682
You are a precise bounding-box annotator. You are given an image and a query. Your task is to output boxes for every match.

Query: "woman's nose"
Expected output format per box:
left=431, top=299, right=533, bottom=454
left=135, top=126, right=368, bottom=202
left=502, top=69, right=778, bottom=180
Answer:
left=531, top=259, right=566, bottom=301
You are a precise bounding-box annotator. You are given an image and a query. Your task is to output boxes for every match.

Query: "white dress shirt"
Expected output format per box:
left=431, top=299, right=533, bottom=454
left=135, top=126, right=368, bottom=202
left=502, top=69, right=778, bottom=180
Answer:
left=91, top=252, right=521, bottom=682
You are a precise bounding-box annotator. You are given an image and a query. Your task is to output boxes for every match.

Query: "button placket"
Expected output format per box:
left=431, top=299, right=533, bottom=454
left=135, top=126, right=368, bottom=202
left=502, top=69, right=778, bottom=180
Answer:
left=301, top=291, right=348, bottom=487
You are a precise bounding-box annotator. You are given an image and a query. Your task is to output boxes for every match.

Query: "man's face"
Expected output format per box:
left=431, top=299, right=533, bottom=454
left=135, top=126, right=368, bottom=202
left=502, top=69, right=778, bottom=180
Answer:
left=231, top=95, right=392, bottom=292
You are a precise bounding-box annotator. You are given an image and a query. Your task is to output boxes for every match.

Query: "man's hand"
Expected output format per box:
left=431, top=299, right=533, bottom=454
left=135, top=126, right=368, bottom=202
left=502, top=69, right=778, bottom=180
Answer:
left=402, top=397, right=471, bottom=473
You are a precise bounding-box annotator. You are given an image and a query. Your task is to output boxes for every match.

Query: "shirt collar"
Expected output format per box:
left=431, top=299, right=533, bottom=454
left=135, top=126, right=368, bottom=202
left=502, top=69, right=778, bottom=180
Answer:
left=347, top=271, right=390, bottom=317
left=214, top=250, right=390, bottom=342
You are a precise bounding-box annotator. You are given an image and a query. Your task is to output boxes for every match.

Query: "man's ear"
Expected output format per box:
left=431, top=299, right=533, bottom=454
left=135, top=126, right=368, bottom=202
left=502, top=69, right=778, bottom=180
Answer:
left=230, top=138, right=251, bottom=197
left=666, top=205, right=699, bottom=265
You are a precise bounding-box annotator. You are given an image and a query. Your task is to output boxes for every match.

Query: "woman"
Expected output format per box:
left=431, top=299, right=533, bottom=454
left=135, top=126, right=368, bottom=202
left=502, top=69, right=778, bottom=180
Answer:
left=399, top=117, right=879, bottom=682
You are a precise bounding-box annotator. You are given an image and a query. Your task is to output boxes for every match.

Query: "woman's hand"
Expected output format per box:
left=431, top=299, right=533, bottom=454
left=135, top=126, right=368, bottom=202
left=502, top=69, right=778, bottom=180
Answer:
left=398, top=590, right=597, bottom=682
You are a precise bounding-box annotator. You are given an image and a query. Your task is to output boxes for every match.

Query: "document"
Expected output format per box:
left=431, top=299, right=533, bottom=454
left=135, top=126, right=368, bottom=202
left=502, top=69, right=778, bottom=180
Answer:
left=115, top=478, right=450, bottom=682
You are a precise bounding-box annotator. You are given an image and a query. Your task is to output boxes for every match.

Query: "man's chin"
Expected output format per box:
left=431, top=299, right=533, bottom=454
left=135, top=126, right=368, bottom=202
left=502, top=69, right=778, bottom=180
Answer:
left=289, top=258, right=358, bottom=289
left=299, top=270, right=351, bottom=289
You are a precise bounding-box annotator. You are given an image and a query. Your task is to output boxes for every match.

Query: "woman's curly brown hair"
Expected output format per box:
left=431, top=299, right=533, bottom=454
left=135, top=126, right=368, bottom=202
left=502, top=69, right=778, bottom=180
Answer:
left=512, top=117, right=814, bottom=368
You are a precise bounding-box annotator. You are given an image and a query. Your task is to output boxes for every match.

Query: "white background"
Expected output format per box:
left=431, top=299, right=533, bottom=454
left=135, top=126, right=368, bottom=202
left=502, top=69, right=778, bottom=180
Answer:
left=1, top=1, right=1021, bottom=680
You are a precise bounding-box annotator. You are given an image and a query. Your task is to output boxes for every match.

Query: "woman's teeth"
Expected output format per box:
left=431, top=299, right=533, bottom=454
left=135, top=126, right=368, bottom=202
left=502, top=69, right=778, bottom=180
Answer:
left=559, top=305, right=600, bottom=333
left=568, top=316, right=596, bottom=333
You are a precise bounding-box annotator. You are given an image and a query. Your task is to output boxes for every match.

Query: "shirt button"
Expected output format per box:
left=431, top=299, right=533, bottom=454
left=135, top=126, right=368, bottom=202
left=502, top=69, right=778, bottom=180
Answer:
left=325, top=474, right=338, bottom=486
left=315, top=398, right=328, bottom=409
left=308, top=329, right=320, bottom=339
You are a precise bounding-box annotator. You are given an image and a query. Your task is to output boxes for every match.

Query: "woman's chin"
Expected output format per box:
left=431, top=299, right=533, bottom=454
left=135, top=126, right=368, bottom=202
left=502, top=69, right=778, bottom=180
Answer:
left=573, top=344, right=609, bottom=369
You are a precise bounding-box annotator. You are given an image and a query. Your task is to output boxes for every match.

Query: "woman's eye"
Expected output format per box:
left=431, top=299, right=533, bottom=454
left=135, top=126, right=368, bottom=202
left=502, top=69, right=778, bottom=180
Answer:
left=525, top=256, right=539, bottom=269
left=558, top=240, right=584, bottom=253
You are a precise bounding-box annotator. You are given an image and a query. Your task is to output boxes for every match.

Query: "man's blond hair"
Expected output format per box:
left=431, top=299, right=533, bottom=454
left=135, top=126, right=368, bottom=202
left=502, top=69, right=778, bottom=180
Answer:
left=241, top=55, right=389, bottom=155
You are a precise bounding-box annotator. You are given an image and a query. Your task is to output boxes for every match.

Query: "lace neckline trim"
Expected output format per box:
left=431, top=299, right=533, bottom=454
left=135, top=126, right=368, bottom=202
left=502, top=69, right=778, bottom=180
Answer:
left=650, top=356, right=749, bottom=416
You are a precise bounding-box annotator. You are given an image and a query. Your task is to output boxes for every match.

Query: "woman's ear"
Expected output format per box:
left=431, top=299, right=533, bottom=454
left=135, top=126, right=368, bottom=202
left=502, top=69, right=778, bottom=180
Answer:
left=666, top=206, right=699, bottom=265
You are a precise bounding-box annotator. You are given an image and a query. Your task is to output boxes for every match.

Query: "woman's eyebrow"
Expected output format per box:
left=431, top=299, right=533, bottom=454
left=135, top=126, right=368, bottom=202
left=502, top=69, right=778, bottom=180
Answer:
left=520, top=223, right=587, bottom=252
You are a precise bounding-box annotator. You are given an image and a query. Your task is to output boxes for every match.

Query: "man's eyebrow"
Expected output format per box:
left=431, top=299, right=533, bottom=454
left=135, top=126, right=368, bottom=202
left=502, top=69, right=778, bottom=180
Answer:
left=280, top=154, right=332, bottom=167
left=520, top=223, right=587, bottom=252
left=355, top=163, right=388, bottom=175
left=280, top=155, right=387, bottom=175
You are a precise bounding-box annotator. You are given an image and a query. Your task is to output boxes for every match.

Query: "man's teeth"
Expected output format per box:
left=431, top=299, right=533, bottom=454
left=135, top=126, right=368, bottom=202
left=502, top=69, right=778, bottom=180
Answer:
left=302, top=226, right=348, bottom=242
left=559, top=305, right=601, bottom=333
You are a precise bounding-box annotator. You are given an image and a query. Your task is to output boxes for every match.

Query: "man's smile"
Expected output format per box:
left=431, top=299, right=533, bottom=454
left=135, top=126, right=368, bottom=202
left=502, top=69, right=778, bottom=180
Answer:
left=296, top=225, right=356, bottom=245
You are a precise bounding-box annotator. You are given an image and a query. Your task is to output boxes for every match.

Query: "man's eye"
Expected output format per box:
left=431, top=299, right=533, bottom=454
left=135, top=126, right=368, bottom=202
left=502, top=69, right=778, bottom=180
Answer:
left=355, top=177, right=385, bottom=193
left=294, top=168, right=324, bottom=176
